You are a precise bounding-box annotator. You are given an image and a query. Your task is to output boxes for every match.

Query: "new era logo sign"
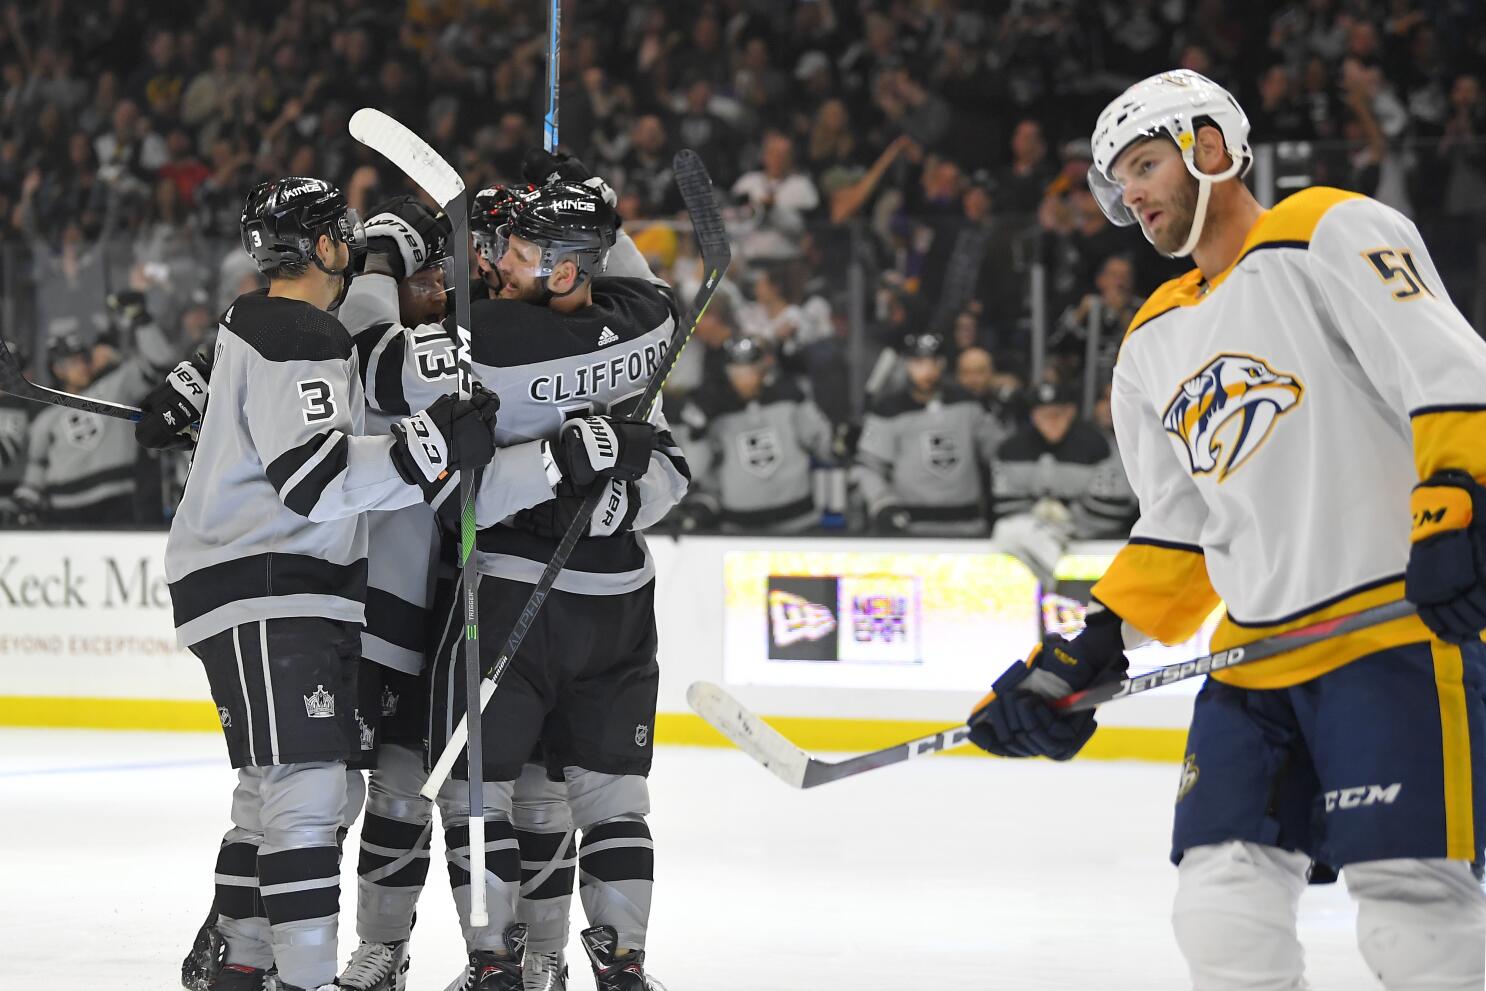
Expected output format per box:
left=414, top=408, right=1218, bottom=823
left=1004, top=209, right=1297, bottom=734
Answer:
left=597, top=327, right=618, bottom=347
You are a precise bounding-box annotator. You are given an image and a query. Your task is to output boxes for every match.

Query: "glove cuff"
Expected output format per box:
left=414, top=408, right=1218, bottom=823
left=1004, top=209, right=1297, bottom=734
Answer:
left=1412, top=472, right=1478, bottom=543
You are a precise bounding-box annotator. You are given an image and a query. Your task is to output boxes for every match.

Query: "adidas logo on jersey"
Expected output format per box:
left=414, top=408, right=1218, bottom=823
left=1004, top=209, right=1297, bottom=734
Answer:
left=597, top=327, right=619, bottom=347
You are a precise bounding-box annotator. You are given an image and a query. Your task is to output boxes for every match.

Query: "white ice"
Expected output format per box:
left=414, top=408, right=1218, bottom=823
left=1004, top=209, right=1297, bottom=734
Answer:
left=1, top=728, right=1379, bottom=990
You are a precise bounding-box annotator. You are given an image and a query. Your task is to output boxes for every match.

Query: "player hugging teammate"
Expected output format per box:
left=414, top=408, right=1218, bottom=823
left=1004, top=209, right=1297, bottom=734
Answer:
left=968, top=70, right=1486, bottom=989
left=142, top=154, right=685, bottom=991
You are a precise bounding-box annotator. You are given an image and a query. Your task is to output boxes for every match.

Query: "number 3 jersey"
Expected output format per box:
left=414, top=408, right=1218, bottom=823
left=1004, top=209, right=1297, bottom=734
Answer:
left=356, top=265, right=690, bottom=598
left=165, top=291, right=422, bottom=647
left=1091, top=187, right=1486, bottom=689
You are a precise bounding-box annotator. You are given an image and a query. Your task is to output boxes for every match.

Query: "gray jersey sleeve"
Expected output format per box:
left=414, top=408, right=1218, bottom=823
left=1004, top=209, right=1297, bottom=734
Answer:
left=851, top=412, right=896, bottom=510
left=243, top=352, right=419, bottom=522
left=793, top=399, right=835, bottom=463
left=472, top=440, right=560, bottom=527
left=631, top=410, right=691, bottom=531
left=17, top=411, right=49, bottom=497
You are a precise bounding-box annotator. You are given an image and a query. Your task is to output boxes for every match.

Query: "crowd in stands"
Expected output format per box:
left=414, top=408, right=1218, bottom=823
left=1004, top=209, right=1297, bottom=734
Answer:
left=0, top=0, right=1484, bottom=534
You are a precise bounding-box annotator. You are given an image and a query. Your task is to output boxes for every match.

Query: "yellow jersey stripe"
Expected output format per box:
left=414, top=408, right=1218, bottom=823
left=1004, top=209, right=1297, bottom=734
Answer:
left=1210, top=579, right=1431, bottom=688
left=1410, top=406, right=1486, bottom=481
left=1091, top=539, right=1220, bottom=645
left=1430, top=641, right=1476, bottom=861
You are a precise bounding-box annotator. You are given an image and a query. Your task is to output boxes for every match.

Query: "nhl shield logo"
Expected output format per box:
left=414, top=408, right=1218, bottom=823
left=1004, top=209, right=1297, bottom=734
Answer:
left=217, top=706, right=232, bottom=729
left=634, top=723, right=650, bottom=747
left=737, top=428, right=780, bottom=478
left=922, top=433, right=961, bottom=478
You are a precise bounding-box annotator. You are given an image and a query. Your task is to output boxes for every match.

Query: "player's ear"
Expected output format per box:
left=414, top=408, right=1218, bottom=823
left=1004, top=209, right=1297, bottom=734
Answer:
left=1194, top=123, right=1231, bottom=175
left=551, top=257, right=579, bottom=293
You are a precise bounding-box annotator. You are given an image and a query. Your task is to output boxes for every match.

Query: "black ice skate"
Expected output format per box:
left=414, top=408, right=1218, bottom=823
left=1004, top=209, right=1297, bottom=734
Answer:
left=338, top=940, right=410, bottom=991
left=181, top=913, right=227, bottom=990
left=445, top=925, right=529, bottom=991
left=208, top=963, right=269, bottom=990
left=580, top=926, right=667, bottom=991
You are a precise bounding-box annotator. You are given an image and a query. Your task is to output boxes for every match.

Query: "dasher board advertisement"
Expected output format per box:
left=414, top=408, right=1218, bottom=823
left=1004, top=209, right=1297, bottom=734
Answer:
left=726, top=549, right=1040, bottom=691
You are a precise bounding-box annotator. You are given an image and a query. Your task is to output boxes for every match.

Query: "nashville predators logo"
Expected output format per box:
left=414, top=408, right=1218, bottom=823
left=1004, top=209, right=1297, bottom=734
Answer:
left=1162, top=354, right=1303, bottom=480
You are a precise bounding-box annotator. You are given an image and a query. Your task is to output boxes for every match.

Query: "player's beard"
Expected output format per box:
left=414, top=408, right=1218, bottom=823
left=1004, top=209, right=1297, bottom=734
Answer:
left=498, top=274, right=547, bottom=303
left=1148, top=171, right=1200, bottom=256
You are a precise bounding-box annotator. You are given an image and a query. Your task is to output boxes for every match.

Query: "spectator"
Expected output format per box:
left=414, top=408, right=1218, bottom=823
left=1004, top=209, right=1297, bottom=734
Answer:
left=731, top=129, right=820, bottom=262
left=675, top=78, right=738, bottom=190
left=955, top=346, right=996, bottom=404
left=994, top=118, right=1055, bottom=221
left=1049, top=254, right=1143, bottom=386
left=615, top=113, right=680, bottom=216
left=1255, top=64, right=1315, bottom=141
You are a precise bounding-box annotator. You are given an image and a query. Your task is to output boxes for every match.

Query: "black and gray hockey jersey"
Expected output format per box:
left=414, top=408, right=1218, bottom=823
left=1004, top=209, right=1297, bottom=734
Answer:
left=991, top=421, right=1136, bottom=538
left=852, top=385, right=1001, bottom=536
left=165, top=291, right=423, bottom=648
left=680, top=377, right=833, bottom=531
left=17, top=322, right=175, bottom=517
left=359, top=240, right=690, bottom=597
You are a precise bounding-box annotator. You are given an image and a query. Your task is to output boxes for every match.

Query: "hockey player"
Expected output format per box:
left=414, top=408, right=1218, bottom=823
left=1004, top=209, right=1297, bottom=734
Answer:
left=15, top=294, right=176, bottom=525
left=852, top=332, right=1001, bottom=535
left=355, top=173, right=686, bottom=990
left=967, top=70, right=1486, bottom=990
left=162, top=176, right=500, bottom=991
left=678, top=335, right=836, bottom=532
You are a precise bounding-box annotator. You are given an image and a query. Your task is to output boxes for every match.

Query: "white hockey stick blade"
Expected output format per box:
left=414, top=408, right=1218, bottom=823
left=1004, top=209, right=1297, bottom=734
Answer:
left=685, top=682, right=810, bottom=788
left=349, top=108, right=465, bottom=208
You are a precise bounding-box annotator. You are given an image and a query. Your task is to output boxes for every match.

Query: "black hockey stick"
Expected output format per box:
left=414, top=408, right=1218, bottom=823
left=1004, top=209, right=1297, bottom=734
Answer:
left=689, top=598, right=1417, bottom=788
left=347, top=107, right=492, bottom=927
left=0, top=335, right=143, bottom=421
left=423, top=149, right=731, bottom=798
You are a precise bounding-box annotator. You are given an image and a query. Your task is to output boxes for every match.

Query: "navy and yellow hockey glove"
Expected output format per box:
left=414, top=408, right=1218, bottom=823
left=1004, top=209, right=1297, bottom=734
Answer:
left=966, top=604, right=1128, bottom=761
left=1406, top=470, right=1486, bottom=643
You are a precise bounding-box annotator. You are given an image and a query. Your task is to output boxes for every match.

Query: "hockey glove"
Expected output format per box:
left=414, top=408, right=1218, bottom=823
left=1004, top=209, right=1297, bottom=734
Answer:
left=869, top=500, right=911, bottom=535
left=135, top=356, right=211, bottom=451
left=512, top=477, right=641, bottom=540
left=966, top=604, right=1128, bottom=761
left=390, top=383, right=501, bottom=489
left=8, top=485, right=47, bottom=527
left=106, top=290, right=152, bottom=332
left=1405, top=470, right=1486, bottom=643
left=550, top=415, right=656, bottom=487
left=363, top=195, right=452, bottom=279
left=520, top=148, right=619, bottom=209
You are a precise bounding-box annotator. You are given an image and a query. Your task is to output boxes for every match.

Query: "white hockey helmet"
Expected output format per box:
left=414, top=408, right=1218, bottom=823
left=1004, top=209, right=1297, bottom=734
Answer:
left=1087, top=69, right=1251, bottom=258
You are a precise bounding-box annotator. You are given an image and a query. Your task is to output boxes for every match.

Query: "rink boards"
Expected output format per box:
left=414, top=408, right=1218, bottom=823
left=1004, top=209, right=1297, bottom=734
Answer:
left=0, top=531, right=1201, bottom=761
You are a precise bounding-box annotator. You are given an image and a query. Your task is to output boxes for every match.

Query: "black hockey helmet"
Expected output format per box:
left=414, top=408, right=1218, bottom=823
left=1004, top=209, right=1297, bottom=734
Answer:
left=470, top=184, right=534, bottom=267
left=901, top=332, right=945, bottom=360
left=46, top=332, right=88, bottom=368
left=722, top=335, right=768, bottom=365
left=240, top=176, right=366, bottom=277
left=501, top=181, right=618, bottom=296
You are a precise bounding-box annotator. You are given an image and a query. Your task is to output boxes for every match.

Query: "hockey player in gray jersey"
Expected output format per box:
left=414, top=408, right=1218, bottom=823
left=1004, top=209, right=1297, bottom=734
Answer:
left=852, top=333, right=1002, bottom=535
left=159, top=176, right=500, bottom=991
left=678, top=335, right=835, bottom=532
left=356, top=170, right=687, bottom=991
left=15, top=295, right=176, bottom=525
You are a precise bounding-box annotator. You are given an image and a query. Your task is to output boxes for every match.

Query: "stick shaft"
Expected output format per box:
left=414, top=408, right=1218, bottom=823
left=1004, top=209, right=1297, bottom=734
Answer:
left=544, top=0, right=561, bottom=152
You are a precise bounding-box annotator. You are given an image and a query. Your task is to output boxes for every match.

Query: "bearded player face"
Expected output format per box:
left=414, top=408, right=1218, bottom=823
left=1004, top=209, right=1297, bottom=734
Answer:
left=1111, top=138, right=1199, bottom=257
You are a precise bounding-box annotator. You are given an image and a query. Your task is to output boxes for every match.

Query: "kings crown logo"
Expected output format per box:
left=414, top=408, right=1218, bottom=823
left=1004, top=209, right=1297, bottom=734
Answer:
left=303, top=685, right=336, bottom=719
left=357, top=710, right=375, bottom=751
left=381, top=686, right=398, bottom=718
left=1162, top=353, right=1303, bottom=481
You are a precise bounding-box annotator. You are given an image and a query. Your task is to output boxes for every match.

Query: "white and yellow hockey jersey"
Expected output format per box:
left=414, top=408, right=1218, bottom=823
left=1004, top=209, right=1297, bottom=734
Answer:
left=1091, top=186, right=1486, bottom=688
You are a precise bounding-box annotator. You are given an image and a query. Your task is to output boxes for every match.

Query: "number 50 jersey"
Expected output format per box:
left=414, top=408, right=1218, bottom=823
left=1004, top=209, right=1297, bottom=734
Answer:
left=1092, top=187, right=1486, bottom=688
left=359, top=274, right=691, bottom=597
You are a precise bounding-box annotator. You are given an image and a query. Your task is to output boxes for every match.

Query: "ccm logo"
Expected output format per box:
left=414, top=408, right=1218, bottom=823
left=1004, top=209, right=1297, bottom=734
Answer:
left=1324, top=782, right=1402, bottom=812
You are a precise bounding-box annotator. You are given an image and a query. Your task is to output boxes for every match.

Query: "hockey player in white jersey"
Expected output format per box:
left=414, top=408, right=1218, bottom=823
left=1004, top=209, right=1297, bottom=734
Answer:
left=967, top=70, right=1486, bottom=990
left=159, top=176, right=500, bottom=991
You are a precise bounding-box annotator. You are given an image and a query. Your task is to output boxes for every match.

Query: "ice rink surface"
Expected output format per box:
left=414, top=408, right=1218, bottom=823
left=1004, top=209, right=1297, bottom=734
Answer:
left=1, top=728, right=1381, bottom=990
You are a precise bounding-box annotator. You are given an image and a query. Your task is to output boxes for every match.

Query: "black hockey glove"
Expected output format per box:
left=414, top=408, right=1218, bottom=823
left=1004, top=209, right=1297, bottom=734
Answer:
left=520, top=148, right=619, bottom=209
left=547, top=415, right=655, bottom=488
left=869, top=500, right=911, bottom=534
left=512, top=477, right=641, bottom=540
left=363, top=195, right=452, bottom=279
left=106, top=290, right=152, bottom=332
left=8, top=485, right=48, bottom=526
left=135, top=356, right=211, bottom=451
left=966, top=604, right=1129, bottom=761
left=390, top=383, right=501, bottom=493
left=1406, top=470, right=1486, bottom=643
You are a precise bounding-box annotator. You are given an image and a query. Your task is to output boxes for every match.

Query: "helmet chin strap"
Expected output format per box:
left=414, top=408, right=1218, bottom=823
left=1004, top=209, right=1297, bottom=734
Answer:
left=311, top=243, right=353, bottom=310
left=1159, top=151, right=1246, bottom=260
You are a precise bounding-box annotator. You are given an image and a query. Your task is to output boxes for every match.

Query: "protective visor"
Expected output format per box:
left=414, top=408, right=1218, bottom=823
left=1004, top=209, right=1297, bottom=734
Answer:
left=335, top=208, right=368, bottom=257
left=1085, top=132, right=1168, bottom=228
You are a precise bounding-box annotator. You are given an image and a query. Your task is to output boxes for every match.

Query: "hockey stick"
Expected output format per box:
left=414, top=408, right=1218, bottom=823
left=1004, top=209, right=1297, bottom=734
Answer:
left=422, top=149, right=731, bottom=799
left=0, top=335, right=142, bottom=421
left=543, top=0, right=560, bottom=153
left=348, top=107, right=490, bottom=927
left=689, top=598, right=1417, bottom=788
